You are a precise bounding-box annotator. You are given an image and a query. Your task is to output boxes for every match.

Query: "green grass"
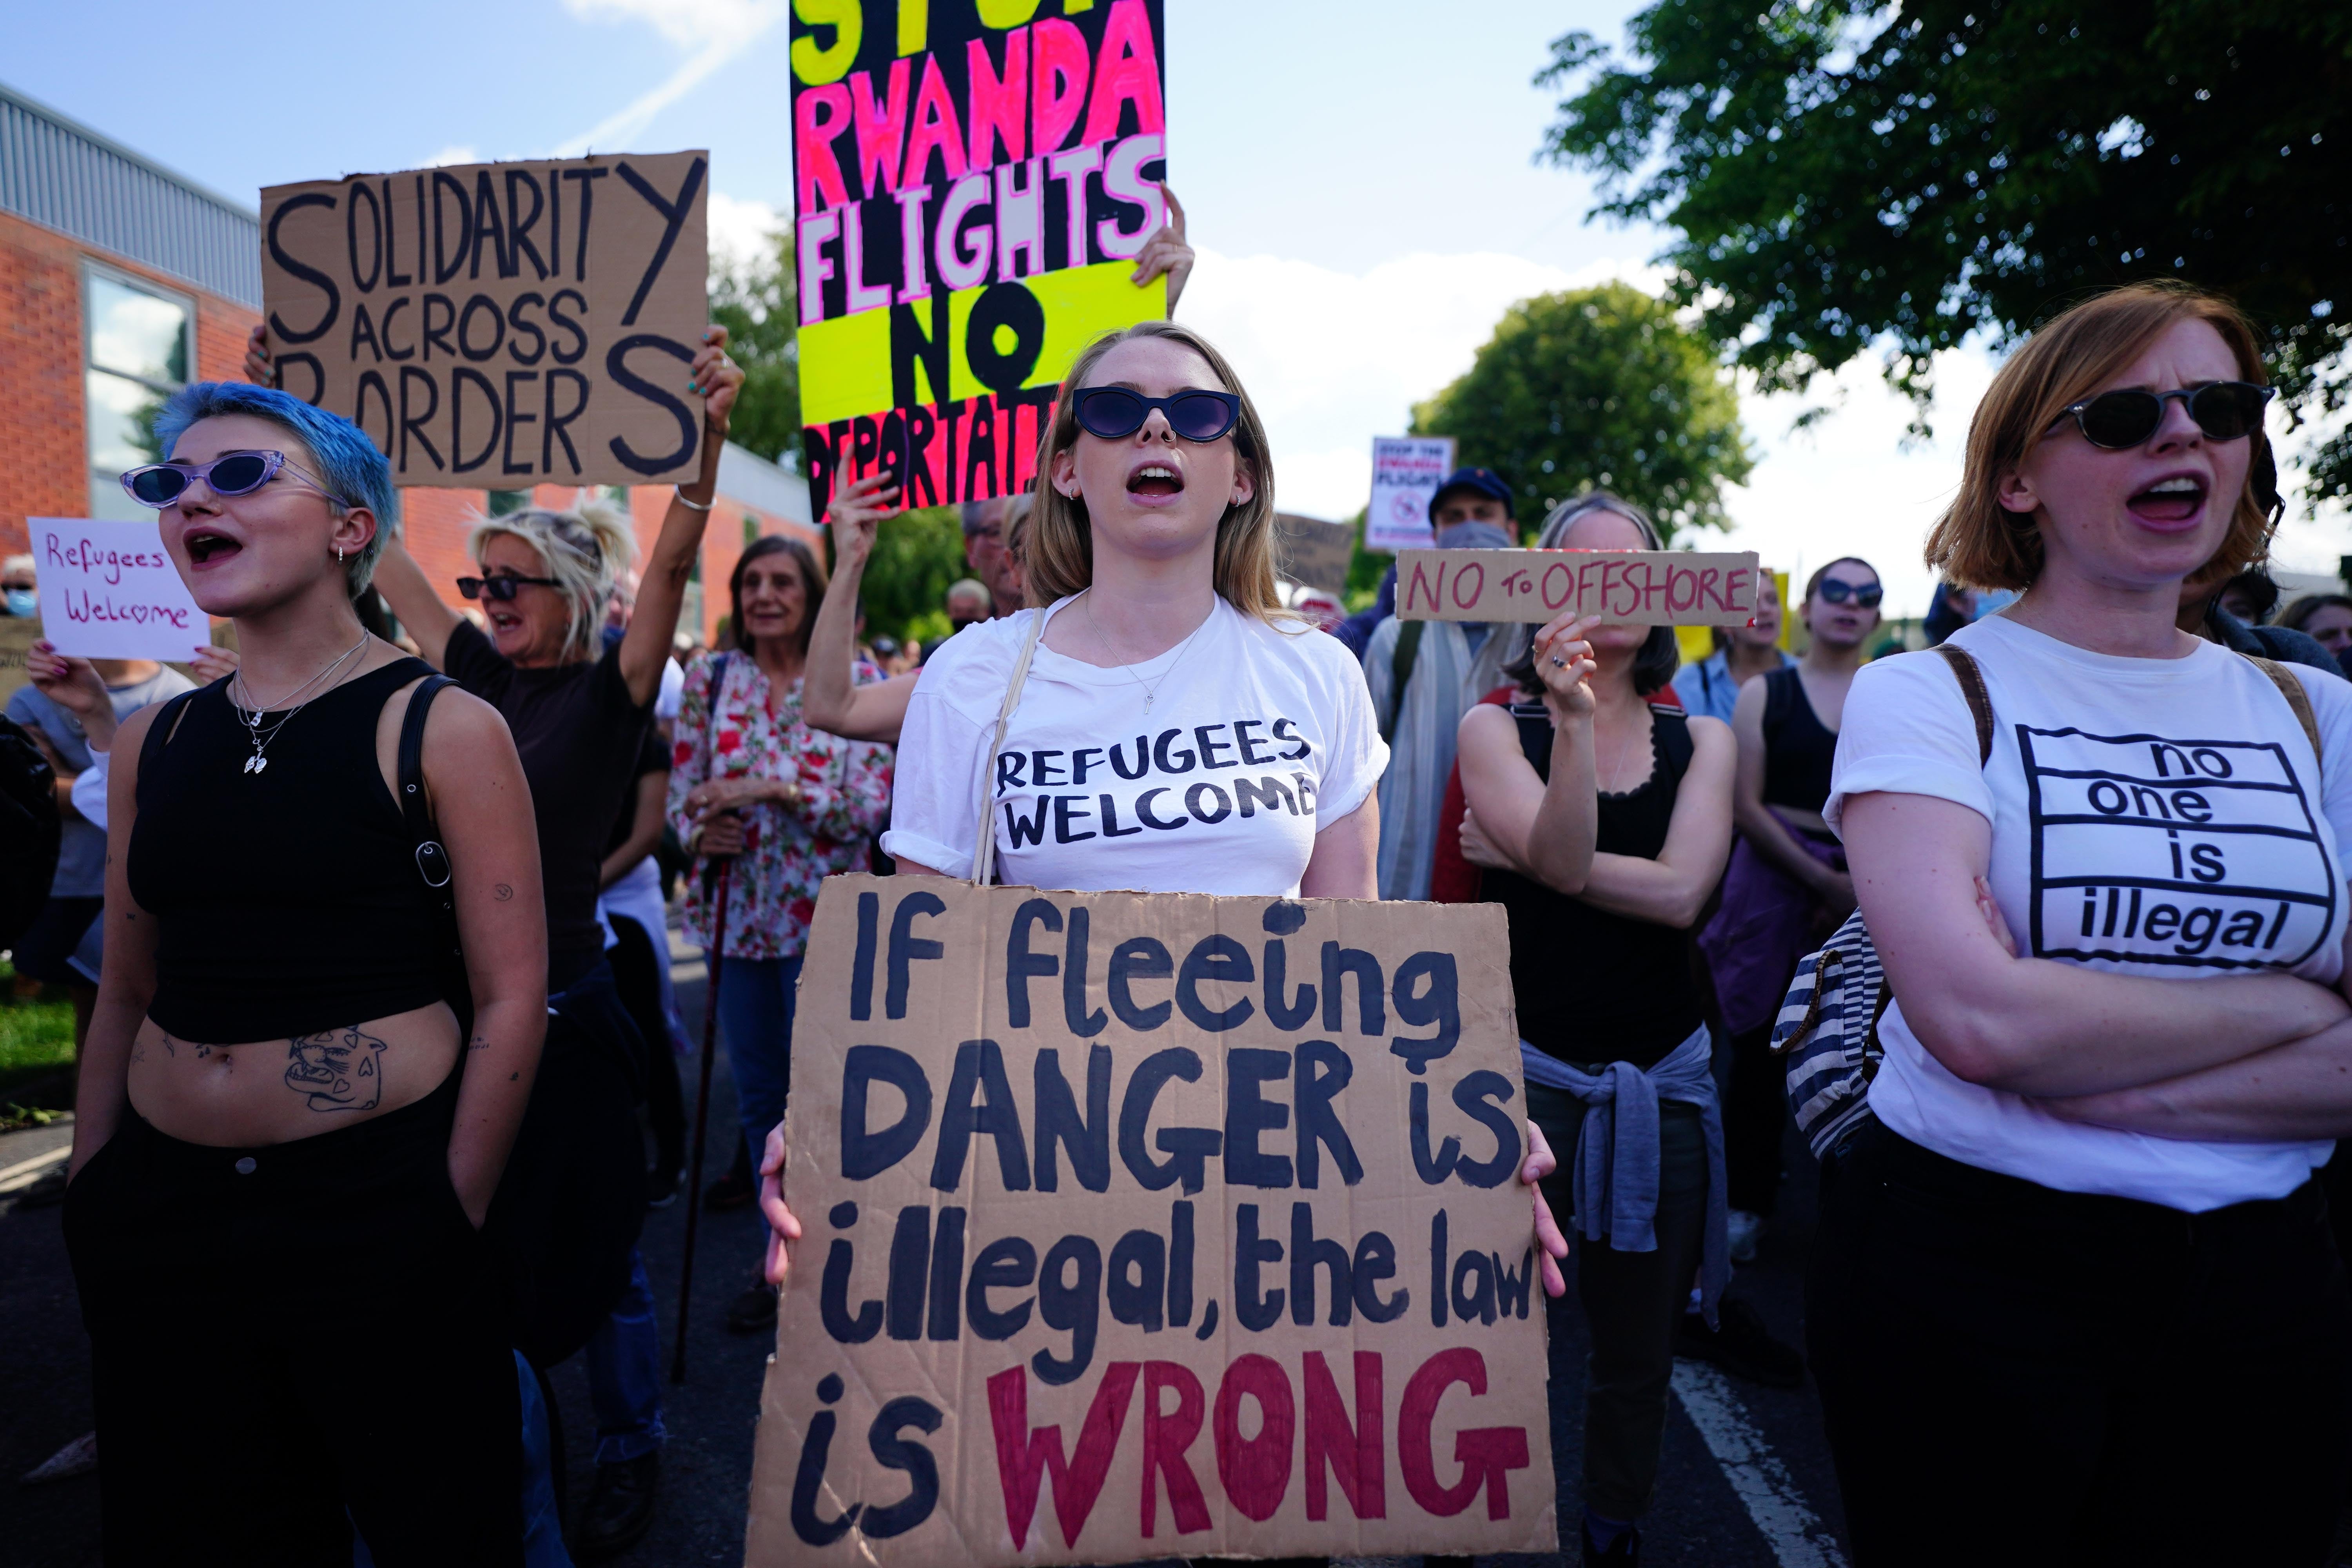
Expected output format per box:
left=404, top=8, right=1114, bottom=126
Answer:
left=0, top=958, right=77, bottom=1116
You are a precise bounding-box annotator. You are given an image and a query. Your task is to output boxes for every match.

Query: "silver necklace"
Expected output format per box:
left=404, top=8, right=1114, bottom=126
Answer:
left=229, top=632, right=369, bottom=776
left=1085, top=593, right=1205, bottom=713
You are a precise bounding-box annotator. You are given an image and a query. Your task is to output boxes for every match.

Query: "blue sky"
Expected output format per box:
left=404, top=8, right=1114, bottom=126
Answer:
left=14, top=1, right=2342, bottom=613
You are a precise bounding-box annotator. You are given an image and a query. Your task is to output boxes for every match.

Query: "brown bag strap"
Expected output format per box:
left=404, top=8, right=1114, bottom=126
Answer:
left=2244, top=655, right=2324, bottom=764
left=1931, top=644, right=1995, bottom=767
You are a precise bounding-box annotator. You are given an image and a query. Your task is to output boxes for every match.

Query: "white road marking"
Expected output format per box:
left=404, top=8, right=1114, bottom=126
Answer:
left=0, top=1144, right=69, bottom=1192
left=1670, top=1359, right=1849, bottom=1568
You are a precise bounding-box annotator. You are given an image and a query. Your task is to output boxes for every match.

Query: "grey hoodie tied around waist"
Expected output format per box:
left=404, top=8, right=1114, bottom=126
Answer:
left=1520, top=1024, right=1730, bottom=1325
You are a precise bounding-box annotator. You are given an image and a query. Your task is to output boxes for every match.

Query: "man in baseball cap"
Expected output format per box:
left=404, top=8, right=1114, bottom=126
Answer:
left=1358, top=465, right=1521, bottom=900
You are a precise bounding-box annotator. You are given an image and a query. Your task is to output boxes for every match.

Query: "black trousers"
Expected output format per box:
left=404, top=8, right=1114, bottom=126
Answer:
left=1808, top=1121, right=2352, bottom=1566
left=1722, top=1018, right=1788, bottom=1215
left=1527, top=1081, right=1711, bottom=1521
left=64, top=1073, right=521, bottom=1567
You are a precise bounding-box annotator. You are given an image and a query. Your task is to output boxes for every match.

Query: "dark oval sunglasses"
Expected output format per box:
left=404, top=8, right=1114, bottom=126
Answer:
left=2058, top=380, right=2273, bottom=450
left=1816, top=579, right=1883, bottom=608
left=120, top=450, right=345, bottom=509
left=1071, top=387, right=1241, bottom=443
left=457, top=573, right=563, bottom=602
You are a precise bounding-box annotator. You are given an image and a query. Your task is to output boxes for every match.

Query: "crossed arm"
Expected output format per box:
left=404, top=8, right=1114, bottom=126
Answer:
left=1843, top=789, right=2352, bottom=1140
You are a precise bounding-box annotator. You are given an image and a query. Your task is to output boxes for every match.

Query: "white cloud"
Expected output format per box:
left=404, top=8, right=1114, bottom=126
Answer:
left=1180, top=247, right=1669, bottom=521
left=423, top=143, right=482, bottom=167
left=548, top=0, right=785, bottom=157
left=707, top=191, right=784, bottom=279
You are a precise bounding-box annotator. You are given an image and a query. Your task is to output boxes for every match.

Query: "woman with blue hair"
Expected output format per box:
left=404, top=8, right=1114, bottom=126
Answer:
left=247, top=320, right=744, bottom=1554
left=62, top=381, right=547, bottom=1562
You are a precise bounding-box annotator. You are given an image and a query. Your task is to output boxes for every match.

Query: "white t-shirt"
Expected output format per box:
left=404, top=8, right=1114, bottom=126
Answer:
left=1827, top=613, right=2352, bottom=1211
left=882, top=595, right=1387, bottom=895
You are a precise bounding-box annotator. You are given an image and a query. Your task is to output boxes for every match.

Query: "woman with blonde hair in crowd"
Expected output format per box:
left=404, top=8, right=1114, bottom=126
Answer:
left=667, top=530, right=892, bottom=1332
left=1818, top=280, right=2352, bottom=1563
left=244, top=320, right=744, bottom=1557
left=759, top=322, right=1573, bottom=1422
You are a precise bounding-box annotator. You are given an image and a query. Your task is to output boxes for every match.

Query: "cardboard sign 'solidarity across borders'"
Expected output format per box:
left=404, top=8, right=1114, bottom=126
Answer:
left=746, top=877, right=1555, bottom=1566
left=1395, top=548, right=1765, bottom=626
left=258, top=151, right=711, bottom=488
left=788, top=0, right=1170, bottom=517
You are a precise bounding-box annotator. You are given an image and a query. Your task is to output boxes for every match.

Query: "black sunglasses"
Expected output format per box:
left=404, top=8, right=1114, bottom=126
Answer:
left=1816, top=579, right=1883, bottom=608
left=1071, top=387, right=1241, bottom=443
left=457, top=573, right=563, bottom=602
left=2057, top=381, right=2274, bottom=450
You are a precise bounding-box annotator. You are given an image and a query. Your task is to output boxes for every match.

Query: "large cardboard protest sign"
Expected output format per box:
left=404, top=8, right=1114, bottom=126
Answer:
left=1274, top=513, right=1355, bottom=598
left=1364, top=436, right=1456, bottom=554
left=746, top=877, right=1553, bottom=1566
left=32, top=519, right=211, bottom=662
left=788, top=0, right=1169, bottom=517
left=1396, top=548, right=1765, bottom=626
left=258, top=152, right=710, bottom=488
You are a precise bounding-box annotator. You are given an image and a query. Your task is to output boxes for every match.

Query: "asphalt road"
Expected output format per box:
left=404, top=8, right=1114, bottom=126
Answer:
left=3, top=956, right=1858, bottom=1568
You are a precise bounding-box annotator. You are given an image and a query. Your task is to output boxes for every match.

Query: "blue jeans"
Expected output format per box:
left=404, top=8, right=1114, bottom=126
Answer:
left=585, top=1250, right=666, bottom=1465
left=718, top=954, right=803, bottom=1172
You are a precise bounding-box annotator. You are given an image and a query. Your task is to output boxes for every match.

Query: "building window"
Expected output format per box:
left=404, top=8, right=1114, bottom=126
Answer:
left=84, top=268, right=194, bottom=521
left=487, top=490, right=533, bottom=516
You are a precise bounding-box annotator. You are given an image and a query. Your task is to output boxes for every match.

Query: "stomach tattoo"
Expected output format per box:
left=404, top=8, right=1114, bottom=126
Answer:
left=284, top=1025, right=390, bottom=1112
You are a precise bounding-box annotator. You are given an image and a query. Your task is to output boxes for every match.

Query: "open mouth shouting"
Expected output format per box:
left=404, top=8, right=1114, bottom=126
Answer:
left=2127, top=472, right=2207, bottom=528
left=486, top=607, right=525, bottom=637
left=183, top=527, right=244, bottom=569
left=1127, top=459, right=1186, bottom=501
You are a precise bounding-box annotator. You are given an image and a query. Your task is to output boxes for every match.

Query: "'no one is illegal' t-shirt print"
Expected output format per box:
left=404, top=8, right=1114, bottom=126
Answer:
left=2023, top=725, right=2339, bottom=969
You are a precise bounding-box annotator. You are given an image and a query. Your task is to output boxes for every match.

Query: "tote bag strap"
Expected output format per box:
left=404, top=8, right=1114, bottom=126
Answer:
left=971, top=608, right=1049, bottom=887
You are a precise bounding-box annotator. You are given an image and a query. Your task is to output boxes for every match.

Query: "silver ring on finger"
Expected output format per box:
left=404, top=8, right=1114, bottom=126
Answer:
left=1550, top=654, right=1566, bottom=667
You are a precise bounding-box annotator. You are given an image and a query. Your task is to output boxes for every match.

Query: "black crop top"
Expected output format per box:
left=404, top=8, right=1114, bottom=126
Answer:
left=1483, top=703, right=1705, bottom=1069
left=1760, top=666, right=1838, bottom=814
left=129, top=660, right=450, bottom=1043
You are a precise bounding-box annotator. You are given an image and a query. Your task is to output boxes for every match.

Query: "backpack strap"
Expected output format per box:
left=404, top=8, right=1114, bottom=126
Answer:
left=1931, top=644, right=1995, bottom=766
left=138, top=688, right=203, bottom=776
left=972, top=610, right=1047, bottom=887
left=1380, top=618, right=1426, bottom=746
left=398, top=675, right=458, bottom=896
left=2244, top=655, right=2324, bottom=764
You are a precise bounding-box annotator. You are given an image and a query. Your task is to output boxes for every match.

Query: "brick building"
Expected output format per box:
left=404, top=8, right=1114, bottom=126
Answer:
left=0, top=79, right=810, bottom=644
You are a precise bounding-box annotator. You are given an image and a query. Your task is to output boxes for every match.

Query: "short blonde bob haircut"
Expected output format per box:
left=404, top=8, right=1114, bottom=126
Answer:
left=468, top=498, right=637, bottom=661
left=1024, top=320, right=1285, bottom=621
left=1925, top=279, right=2275, bottom=594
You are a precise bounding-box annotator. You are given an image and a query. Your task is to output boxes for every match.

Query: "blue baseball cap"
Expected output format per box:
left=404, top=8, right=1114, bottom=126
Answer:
left=1429, top=466, right=1514, bottom=522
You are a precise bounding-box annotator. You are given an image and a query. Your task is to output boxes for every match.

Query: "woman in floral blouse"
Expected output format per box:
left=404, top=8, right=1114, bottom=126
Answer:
left=669, top=534, right=891, bottom=1324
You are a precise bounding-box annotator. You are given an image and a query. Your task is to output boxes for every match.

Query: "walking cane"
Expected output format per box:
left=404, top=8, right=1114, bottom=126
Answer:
left=671, top=841, right=735, bottom=1384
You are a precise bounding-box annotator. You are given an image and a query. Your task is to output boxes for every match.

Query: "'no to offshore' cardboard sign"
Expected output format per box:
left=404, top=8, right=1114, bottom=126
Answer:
left=1396, top=548, right=1765, bottom=626
left=259, top=152, right=710, bottom=488
left=788, top=0, right=1170, bottom=517
left=746, top=876, right=1554, bottom=1566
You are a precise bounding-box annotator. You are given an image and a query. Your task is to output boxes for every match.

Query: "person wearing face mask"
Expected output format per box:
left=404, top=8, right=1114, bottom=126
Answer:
left=244, top=321, right=744, bottom=1558
left=1360, top=467, right=1522, bottom=902
left=666, top=534, right=892, bottom=1334
left=1814, top=280, right=2352, bottom=1564
left=2, top=554, right=34, bottom=617
left=1701, top=556, right=1883, bottom=1266
left=757, top=328, right=1574, bottom=1568
left=63, top=382, right=546, bottom=1563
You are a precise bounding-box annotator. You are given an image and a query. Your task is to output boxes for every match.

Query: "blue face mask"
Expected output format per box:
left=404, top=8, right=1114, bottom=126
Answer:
left=3, top=589, right=33, bottom=618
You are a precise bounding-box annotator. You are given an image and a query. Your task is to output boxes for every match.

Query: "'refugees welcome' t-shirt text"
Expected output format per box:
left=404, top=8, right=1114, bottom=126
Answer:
left=883, top=596, right=1387, bottom=896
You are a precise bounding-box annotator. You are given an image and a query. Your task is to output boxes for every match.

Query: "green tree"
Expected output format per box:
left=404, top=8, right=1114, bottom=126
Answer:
left=1410, top=283, right=1751, bottom=541
left=1536, top=0, right=2352, bottom=501
left=710, top=227, right=802, bottom=467
left=845, top=505, right=966, bottom=647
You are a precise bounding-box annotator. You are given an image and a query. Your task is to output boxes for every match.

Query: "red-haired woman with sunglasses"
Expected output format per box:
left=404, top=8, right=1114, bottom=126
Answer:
left=1817, top=283, right=2352, bottom=1561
